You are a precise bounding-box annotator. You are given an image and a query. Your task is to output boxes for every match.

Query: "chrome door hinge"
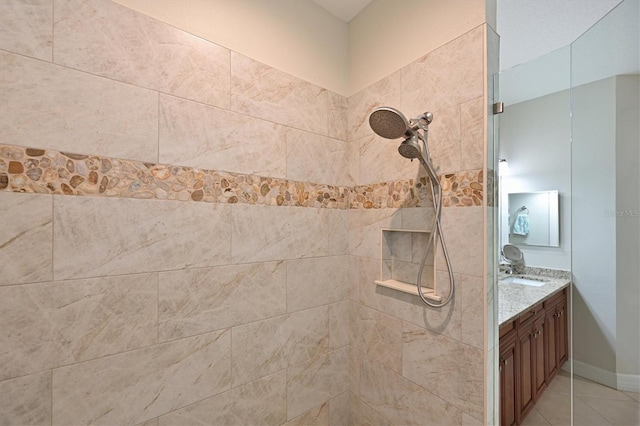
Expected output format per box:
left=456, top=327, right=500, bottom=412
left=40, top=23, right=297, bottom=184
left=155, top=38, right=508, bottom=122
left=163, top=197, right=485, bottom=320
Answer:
left=493, top=102, right=504, bottom=114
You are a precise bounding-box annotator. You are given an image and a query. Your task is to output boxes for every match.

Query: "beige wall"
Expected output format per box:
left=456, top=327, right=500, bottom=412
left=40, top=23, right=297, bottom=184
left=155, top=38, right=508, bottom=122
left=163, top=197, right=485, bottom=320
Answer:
left=113, top=0, right=489, bottom=96
left=113, top=0, right=350, bottom=95
left=349, top=0, right=487, bottom=94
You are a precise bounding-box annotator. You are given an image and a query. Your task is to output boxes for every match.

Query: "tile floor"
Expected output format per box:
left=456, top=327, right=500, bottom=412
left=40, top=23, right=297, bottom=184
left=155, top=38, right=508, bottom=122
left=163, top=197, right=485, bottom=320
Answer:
left=522, top=371, right=640, bottom=426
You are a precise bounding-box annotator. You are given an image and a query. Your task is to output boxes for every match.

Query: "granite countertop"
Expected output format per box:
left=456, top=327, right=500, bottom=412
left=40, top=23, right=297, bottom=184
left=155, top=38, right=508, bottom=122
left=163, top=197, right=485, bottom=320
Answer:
left=498, top=271, right=571, bottom=326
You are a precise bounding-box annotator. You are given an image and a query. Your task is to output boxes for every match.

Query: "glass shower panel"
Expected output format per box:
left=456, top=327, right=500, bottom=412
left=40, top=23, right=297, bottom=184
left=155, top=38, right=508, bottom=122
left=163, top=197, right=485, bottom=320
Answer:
left=571, top=0, right=640, bottom=424
left=496, top=45, right=572, bottom=425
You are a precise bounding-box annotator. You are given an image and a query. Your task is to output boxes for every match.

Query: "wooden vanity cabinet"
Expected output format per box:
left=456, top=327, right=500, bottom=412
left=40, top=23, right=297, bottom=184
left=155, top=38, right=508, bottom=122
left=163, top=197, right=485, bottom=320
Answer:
left=499, top=327, right=518, bottom=426
left=516, top=306, right=545, bottom=421
left=499, top=289, right=568, bottom=426
left=544, top=291, right=568, bottom=382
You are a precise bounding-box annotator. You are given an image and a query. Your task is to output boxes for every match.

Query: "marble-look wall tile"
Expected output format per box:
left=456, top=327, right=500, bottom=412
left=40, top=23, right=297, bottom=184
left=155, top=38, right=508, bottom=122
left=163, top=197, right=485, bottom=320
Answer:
left=159, top=262, right=286, bottom=342
left=348, top=137, right=361, bottom=186
left=328, top=392, right=350, bottom=426
left=463, top=411, right=484, bottom=426
left=348, top=208, right=402, bottom=259
left=348, top=71, right=402, bottom=142
left=349, top=303, right=402, bottom=373
left=427, top=104, right=462, bottom=175
left=348, top=255, right=360, bottom=302
left=360, top=357, right=462, bottom=426
left=402, top=322, right=483, bottom=421
left=358, top=133, right=421, bottom=185
left=53, top=196, right=231, bottom=280
left=0, top=273, right=157, bottom=381
left=0, top=372, right=51, bottom=426
left=349, top=345, right=361, bottom=396
left=0, top=192, right=52, bottom=285
left=329, top=300, right=350, bottom=349
left=137, top=419, right=158, bottom=426
left=286, top=256, right=349, bottom=312
left=231, top=52, right=327, bottom=135
left=348, top=391, right=392, bottom=426
left=328, top=209, right=349, bottom=255
left=487, top=26, right=500, bottom=103
left=287, top=347, right=348, bottom=420
left=401, top=206, right=436, bottom=230
left=231, top=204, right=331, bottom=263
left=0, top=0, right=52, bottom=61
left=231, top=306, right=329, bottom=386
left=159, top=95, right=287, bottom=177
left=285, top=401, right=329, bottom=426
left=53, top=0, right=230, bottom=108
left=428, top=271, right=463, bottom=336
left=402, top=26, right=484, bottom=120
left=286, top=129, right=351, bottom=187
left=52, top=329, right=231, bottom=425
left=357, top=254, right=464, bottom=342
left=158, top=371, right=286, bottom=426
left=436, top=206, right=484, bottom=277
left=0, top=51, right=158, bottom=162
left=460, top=274, right=485, bottom=349
left=460, top=97, right=485, bottom=171
left=328, top=92, right=348, bottom=142
left=357, top=256, right=418, bottom=321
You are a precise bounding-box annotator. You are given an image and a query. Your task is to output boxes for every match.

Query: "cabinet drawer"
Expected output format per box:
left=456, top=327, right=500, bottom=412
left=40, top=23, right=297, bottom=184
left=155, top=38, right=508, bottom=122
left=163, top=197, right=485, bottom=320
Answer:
left=500, top=320, right=516, bottom=339
left=543, top=288, right=566, bottom=309
left=517, top=302, right=544, bottom=325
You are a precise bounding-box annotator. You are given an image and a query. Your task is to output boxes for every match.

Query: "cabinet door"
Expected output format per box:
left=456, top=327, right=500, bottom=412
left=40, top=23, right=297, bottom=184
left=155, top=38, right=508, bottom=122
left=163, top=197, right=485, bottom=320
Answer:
left=517, top=320, right=535, bottom=419
left=500, top=335, right=518, bottom=426
left=557, top=296, right=568, bottom=365
left=533, top=315, right=547, bottom=398
left=545, top=307, right=559, bottom=380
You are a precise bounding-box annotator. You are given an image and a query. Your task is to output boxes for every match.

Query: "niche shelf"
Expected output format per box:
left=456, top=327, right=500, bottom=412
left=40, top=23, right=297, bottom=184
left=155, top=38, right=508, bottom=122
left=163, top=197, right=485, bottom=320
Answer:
left=374, top=228, right=441, bottom=302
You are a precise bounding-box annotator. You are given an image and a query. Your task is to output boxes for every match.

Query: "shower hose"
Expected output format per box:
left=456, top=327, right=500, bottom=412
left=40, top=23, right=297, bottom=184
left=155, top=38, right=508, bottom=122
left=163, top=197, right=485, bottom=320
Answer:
left=416, top=146, right=455, bottom=308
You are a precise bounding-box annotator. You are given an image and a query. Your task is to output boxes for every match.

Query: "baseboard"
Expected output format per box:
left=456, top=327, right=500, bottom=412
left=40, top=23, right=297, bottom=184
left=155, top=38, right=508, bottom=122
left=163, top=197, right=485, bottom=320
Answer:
left=571, top=359, right=618, bottom=389
left=569, top=360, right=640, bottom=392
left=617, top=372, right=640, bottom=392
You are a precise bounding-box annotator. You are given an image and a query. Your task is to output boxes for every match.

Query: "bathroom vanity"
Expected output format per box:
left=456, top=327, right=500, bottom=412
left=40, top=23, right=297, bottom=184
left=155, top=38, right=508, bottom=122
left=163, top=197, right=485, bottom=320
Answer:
left=498, top=273, right=570, bottom=426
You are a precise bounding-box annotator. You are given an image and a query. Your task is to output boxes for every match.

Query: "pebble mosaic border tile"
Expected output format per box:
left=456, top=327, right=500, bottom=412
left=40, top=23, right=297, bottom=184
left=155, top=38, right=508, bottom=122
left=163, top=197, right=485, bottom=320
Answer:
left=0, top=145, right=483, bottom=210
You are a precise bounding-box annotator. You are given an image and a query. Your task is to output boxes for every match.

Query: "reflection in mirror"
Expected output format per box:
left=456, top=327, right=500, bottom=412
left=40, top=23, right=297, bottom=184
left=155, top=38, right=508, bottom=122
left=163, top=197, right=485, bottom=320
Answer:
left=508, top=190, right=559, bottom=247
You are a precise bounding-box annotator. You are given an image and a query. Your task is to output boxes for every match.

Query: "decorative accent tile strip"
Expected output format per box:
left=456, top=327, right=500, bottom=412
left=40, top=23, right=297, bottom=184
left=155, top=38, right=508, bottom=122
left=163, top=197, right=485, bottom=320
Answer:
left=0, top=145, right=350, bottom=209
left=0, top=145, right=483, bottom=209
left=351, top=170, right=484, bottom=209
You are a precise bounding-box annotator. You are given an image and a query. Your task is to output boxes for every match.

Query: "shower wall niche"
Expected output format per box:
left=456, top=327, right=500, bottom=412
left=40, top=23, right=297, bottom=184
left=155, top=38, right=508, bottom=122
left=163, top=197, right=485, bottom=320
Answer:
left=375, top=229, right=440, bottom=301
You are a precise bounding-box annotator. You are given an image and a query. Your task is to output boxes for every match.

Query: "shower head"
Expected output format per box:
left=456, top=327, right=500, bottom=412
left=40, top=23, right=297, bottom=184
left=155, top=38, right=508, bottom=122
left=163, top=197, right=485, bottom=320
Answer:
left=399, top=135, right=440, bottom=185
left=369, top=107, right=413, bottom=139
left=398, top=135, right=423, bottom=159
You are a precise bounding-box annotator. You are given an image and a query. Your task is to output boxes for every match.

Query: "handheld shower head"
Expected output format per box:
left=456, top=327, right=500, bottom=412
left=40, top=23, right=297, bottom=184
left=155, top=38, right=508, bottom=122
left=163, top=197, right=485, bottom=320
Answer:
left=369, top=107, right=413, bottom=139
left=398, top=136, right=422, bottom=160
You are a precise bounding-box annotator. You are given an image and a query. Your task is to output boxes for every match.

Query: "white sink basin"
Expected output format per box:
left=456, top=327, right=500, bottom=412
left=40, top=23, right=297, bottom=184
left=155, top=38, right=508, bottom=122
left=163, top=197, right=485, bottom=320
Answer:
left=501, top=276, right=546, bottom=287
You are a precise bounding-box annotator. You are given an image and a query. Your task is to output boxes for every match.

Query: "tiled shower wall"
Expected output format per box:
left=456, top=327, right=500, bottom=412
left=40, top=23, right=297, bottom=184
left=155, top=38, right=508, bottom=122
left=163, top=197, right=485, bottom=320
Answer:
left=0, top=1, right=490, bottom=425
left=346, top=26, right=489, bottom=425
left=0, top=1, right=351, bottom=424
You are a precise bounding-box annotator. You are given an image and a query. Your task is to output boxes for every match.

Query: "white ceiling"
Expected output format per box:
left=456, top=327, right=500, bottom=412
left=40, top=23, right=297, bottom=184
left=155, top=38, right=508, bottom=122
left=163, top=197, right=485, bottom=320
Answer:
left=497, top=0, right=623, bottom=71
left=311, top=0, right=372, bottom=22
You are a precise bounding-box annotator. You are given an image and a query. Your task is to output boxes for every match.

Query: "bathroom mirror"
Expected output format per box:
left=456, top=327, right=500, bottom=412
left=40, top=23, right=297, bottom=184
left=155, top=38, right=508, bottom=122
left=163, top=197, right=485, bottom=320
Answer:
left=508, top=190, right=559, bottom=247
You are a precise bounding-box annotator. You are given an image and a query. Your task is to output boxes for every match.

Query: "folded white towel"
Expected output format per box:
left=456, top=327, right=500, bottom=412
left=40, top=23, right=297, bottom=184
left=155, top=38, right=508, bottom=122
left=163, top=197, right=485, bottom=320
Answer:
left=512, top=212, right=529, bottom=235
